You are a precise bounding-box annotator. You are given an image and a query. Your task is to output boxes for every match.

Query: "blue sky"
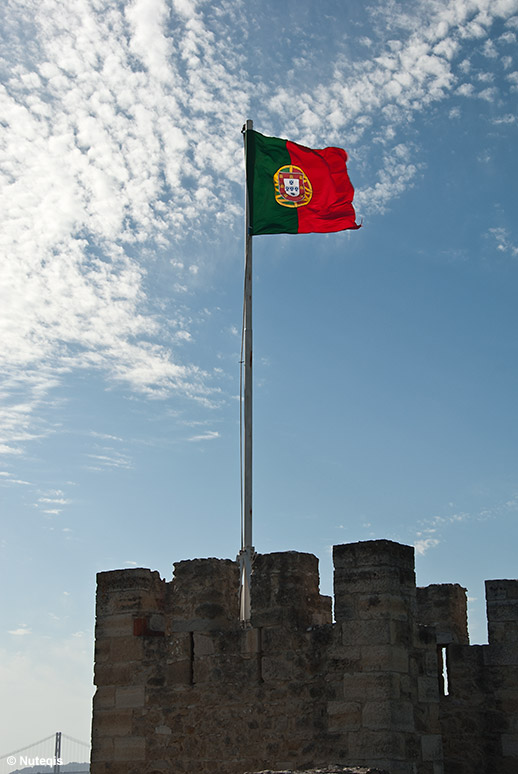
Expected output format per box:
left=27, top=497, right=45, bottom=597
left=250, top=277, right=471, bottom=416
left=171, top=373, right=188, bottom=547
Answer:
left=1, top=0, right=518, bottom=757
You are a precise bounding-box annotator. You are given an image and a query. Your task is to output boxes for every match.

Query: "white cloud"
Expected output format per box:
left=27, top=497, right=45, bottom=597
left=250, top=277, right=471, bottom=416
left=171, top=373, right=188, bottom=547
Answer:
left=125, top=0, right=173, bottom=84
left=0, top=0, right=248, bottom=462
left=90, top=431, right=124, bottom=442
left=86, top=451, right=133, bottom=470
left=488, top=227, right=518, bottom=256
left=0, top=472, right=30, bottom=485
left=266, top=0, right=518, bottom=213
left=8, top=625, right=32, bottom=636
left=477, top=86, right=498, bottom=101
left=414, top=537, right=440, bottom=555
left=355, top=146, right=421, bottom=215
left=187, top=430, right=220, bottom=442
left=482, top=39, right=498, bottom=57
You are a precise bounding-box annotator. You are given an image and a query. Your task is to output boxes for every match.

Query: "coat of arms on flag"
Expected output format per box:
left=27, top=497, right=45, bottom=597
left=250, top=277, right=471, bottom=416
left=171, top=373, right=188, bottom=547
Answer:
left=274, top=165, right=313, bottom=208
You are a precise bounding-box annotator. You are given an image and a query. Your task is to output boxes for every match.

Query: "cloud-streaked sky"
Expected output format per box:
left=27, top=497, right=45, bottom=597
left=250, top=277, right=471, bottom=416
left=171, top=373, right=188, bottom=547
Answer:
left=1, top=0, right=518, bottom=756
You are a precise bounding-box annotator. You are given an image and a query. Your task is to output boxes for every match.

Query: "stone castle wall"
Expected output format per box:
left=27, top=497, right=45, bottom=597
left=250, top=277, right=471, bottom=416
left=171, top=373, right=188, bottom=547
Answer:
left=90, top=540, right=518, bottom=774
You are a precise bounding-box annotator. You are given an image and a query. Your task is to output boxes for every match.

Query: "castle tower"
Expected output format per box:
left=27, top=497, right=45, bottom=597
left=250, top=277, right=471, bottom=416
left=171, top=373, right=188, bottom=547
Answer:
left=90, top=541, right=517, bottom=774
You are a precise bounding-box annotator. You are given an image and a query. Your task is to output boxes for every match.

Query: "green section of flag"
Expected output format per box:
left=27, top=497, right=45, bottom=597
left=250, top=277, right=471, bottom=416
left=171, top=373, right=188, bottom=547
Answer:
left=246, top=130, right=298, bottom=235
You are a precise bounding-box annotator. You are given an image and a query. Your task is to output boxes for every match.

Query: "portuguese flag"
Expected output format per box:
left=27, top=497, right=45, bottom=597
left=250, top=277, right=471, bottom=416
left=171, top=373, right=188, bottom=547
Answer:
left=245, top=129, right=361, bottom=236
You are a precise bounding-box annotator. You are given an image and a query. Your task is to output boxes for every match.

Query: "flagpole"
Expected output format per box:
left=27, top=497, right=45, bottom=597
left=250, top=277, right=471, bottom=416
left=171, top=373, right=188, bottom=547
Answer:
left=239, top=118, right=254, bottom=624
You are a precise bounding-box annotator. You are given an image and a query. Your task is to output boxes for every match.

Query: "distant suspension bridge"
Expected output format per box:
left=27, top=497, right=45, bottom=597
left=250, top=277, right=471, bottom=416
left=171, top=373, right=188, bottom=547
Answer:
left=1, top=732, right=89, bottom=774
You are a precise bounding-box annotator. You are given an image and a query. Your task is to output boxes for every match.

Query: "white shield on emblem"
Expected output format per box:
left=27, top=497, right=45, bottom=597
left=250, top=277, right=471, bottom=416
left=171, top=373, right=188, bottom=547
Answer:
left=274, top=165, right=312, bottom=208
left=284, top=177, right=300, bottom=198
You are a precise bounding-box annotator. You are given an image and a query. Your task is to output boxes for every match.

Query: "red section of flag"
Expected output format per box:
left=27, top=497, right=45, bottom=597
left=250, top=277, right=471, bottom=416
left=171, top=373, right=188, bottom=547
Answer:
left=286, top=141, right=360, bottom=233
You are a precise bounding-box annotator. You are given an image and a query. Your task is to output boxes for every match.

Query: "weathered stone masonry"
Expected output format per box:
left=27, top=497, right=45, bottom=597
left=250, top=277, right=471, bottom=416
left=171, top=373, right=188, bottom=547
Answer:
left=90, top=540, right=518, bottom=774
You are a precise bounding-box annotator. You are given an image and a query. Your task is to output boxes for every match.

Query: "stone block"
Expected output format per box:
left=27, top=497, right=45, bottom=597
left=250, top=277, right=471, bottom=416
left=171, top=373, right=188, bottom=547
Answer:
left=486, top=579, right=518, bottom=600
left=261, top=625, right=307, bottom=654
left=327, top=700, right=362, bottom=731
left=418, top=676, right=440, bottom=703
left=362, top=699, right=414, bottom=732
left=90, top=736, right=114, bottom=762
left=342, top=672, right=401, bottom=702
left=193, top=632, right=216, bottom=656
left=334, top=597, right=357, bottom=621
left=108, top=590, right=163, bottom=616
left=335, top=569, right=406, bottom=597
left=194, top=653, right=257, bottom=684
left=168, top=631, right=192, bottom=660
left=166, top=658, right=192, bottom=685
left=94, top=637, right=111, bottom=663
left=95, top=613, right=135, bottom=638
left=261, top=655, right=296, bottom=682
left=421, top=733, right=443, bottom=761
left=391, top=618, right=414, bottom=647
left=484, top=644, right=518, bottom=666
left=360, top=644, right=409, bottom=673
left=356, top=593, right=411, bottom=621
left=341, top=619, right=391, bottom=646
left=115, top=684, right=145, bottom=708
left=497, top=692, right=518, bottom=716
left=487, top=623, right=517, bottom=645
left=347, top=728, right=406, bottom=759
left=421, top=648, right=440, bottom=676
left=110, top=635, right=145, bottom=662
left=154, top=725, right=172, bottom=735
left=241, top=626, right=261, bottom=654
left=487, top=600, right=518, bottom=623
left=90, top=764, right=134, bottom=774
left=502, top=733, right=518, bottom=756
left=97, top=567, right=161, bottom=593
left=207, top=629, right=243, bottom=655
left=326, top=646, right=362, bottom=675
left=318, top=594, right=334, bottom=624
left=97, top=569, right=164, bottom=616
left=92, top=686, right=116, bottom=710
left=113, top=735, right=146, bottom=761
left=94, top=662, right=138, bottom=687
left=93, top=708, right=133, bottom=737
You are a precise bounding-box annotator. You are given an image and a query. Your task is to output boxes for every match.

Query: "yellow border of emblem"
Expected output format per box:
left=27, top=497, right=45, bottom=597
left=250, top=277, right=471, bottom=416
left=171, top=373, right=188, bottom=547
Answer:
left=273, top=165, right=313, bottom=208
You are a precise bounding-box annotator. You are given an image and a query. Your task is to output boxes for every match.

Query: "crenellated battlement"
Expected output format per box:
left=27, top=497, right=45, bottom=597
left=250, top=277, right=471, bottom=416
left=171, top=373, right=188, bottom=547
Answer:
left=91, top=540, right=518, bottom=774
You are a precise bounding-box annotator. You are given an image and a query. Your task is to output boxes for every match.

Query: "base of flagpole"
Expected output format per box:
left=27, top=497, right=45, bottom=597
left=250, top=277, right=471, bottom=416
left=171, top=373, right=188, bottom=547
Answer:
left=238, top=545, right=255, bottom=626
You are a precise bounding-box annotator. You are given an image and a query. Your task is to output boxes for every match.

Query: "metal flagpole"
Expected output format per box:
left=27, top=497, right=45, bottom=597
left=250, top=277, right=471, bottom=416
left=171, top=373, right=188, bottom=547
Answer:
left=239, top=118, right=254, bottom=624
left=53, top=731, right=61, bottom=774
